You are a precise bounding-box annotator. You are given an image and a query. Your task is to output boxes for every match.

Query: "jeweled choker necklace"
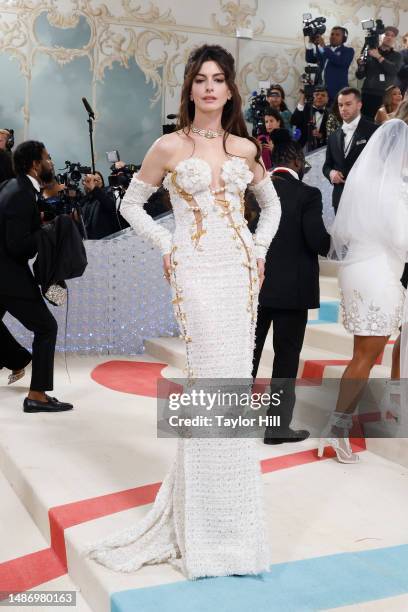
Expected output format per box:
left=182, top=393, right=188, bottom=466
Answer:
left=191, top=126, right=223, bottom=139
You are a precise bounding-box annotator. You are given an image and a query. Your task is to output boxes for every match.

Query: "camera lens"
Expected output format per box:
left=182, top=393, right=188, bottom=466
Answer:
left=70, top=170, right=81, bottom=182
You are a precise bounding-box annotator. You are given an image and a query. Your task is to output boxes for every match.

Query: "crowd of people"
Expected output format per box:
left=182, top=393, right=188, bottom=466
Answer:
left=0, top=39, right=407, bottom=583
left=251, top=24, right=408, bottom=171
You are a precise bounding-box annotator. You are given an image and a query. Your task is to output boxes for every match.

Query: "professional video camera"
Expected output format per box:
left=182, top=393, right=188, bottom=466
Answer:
left=300, top=66, right=322, bottom=100
left=56, top=160, right=91, bottom=190
left=55, top=160, right=90, bottom=237
left=108, top=163, right=138, bottom=189
left=300, top=14, right=327, bottom=151
left=359, top=19, right=385, bottom=64
left=301, top=13, right=327, bottom=98
left=105, top=150, right=138, bottom=189
left=247, top=89, right=268, bottom=136
left=302, top=13, right=326, bottom=43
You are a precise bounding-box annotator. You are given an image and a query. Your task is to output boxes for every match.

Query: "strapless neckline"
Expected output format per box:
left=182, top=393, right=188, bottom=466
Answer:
left=167, top=156, right=250, bottom=185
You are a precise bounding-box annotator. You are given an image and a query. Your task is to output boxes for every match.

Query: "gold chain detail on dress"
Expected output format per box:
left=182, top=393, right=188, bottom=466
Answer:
left=169, top=245, right=195, bottom=381
left=171, top=171, right=206, bottom=249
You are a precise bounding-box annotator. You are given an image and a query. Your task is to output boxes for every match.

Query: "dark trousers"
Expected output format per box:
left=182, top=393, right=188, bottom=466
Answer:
left=0, top=321, right=31, bottom=371
left=332, top=185, right=343, bottom=215
left=252, top=306, right=308, bottom=431
left=361, top=92, right=383, bottom=121
left=0, top=295, right=57, bottom=391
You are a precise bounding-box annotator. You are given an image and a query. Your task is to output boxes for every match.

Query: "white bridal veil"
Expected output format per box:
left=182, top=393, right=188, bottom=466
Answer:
left=331, top=118, right=408, bottom=264
left=331, top=118, right=408, bottom=380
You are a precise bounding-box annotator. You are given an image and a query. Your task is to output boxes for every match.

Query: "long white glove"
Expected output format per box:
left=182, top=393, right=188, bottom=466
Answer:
left=120, top=175, right=172, bottom=256
left=249, top=175, right=281, bottom=260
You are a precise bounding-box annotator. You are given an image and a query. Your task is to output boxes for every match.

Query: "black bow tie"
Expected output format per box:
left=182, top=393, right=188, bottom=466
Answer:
left=313, top=107, right=325, bottom=114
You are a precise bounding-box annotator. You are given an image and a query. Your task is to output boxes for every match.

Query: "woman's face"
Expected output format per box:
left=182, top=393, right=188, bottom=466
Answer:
left=392, top=88, right=403, bottom=106
left=190, top=60, right=231, bottom=114
left=267, top=91, right=282, bottom=108
left=95, top=174, right=104, bottom=188
left=264, top=115, right=280, bottom=133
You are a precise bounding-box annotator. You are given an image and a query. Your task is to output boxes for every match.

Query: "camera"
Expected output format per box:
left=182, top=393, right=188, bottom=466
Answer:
left=108, top=163, right=138, bottom=189
left=302, top=13, right=326, bottom=43
left=247, top=89, right=269, bottom=136
left=361, top=18, right=385, bottom=49
left=301, top=14, right=326, bottom=101
left=57, top=160, right=91, bottom=190
left=55, top=161, right=91, bottom=226
left=104, top=150, right=137, bottom=189
left=359, top=18, right=385, bottom=64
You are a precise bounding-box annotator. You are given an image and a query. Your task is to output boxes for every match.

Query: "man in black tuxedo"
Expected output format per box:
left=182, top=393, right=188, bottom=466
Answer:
left=0, top=141, right=73, bottom=412
left=323, top=87, right=377, bottom=213
left=252, top=130, right=330, bottom=444
left=291, top=87, right=329, bottom=150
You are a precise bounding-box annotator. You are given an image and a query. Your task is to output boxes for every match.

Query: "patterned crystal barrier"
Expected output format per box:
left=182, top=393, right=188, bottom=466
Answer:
left=4, top=150, right=334, bottom=355
left=4, top=215, right=177, bottom=355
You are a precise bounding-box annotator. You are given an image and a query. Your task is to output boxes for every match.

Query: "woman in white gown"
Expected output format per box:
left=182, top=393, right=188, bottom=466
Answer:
left=324, top=119, right=408, bottom=463
left=85, top=45, right=281, bottom=579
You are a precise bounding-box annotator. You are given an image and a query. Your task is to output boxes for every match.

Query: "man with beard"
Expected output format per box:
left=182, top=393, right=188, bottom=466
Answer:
left=0, top=141, right=73, bottom=412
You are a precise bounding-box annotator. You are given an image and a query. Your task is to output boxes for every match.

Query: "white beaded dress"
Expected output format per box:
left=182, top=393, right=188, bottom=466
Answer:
left=86, top=156, right=281, bottom=579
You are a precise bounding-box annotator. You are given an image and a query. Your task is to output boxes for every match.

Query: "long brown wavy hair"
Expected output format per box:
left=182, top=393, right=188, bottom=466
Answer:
left=383, top=85, right=401, bottom=114
left=176, top=44, right=262, bottom=165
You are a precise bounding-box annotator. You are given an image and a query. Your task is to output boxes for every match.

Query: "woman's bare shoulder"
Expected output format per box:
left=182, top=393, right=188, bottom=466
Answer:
left=227, top=134, right=258, bottom=159
left=148, top=131, right=192, bottom=164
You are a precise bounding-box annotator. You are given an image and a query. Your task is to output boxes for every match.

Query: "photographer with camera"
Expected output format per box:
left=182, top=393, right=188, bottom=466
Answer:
left=291, top=86, right=329, bottom=149
left=306, top=26, right=354, bottom=104
left=80, top=171, right=122, bottom=239
left=0, top=129, right=15, bottom=183
left=356, top=24, right=402, bottom=120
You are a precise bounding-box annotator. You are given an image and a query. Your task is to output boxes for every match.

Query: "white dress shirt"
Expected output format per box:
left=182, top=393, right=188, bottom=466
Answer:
left=26, top=174, right=41, bottom=195
left=342, top=114, right=361, bottom=154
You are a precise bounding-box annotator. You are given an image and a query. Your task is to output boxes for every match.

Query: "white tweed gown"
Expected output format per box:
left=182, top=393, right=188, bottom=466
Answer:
left=86, top=156, right=281, bottom=579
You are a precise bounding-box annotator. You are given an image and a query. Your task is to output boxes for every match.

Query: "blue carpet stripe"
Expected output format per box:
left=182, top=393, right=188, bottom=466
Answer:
left=308, top=301, right=339, bottom=326
left=111, top=544, right=408, bottom=612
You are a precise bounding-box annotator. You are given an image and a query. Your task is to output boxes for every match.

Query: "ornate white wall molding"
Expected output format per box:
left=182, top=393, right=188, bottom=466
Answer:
left=211, top=0, right=265, bottom=35
left=310, top=0, right=408, bottom=27
left=1, top=0, right=407, bottom=147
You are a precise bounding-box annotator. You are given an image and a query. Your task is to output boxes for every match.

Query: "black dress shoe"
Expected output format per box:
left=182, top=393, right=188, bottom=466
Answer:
left=23, top=395, right=73, bottom=413
left=264, top=427, right=310, bottom=445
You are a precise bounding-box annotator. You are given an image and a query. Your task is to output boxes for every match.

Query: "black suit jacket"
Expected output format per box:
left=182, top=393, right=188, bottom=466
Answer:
left=323, top=116, right=377, bottom=211
left=258, top=171, right=330, bottom=310
left=0, top=150, right=15, bottom=184
left=291, top=104, right=329, bottom=148
left=0, top=175, right=42, bottom=299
